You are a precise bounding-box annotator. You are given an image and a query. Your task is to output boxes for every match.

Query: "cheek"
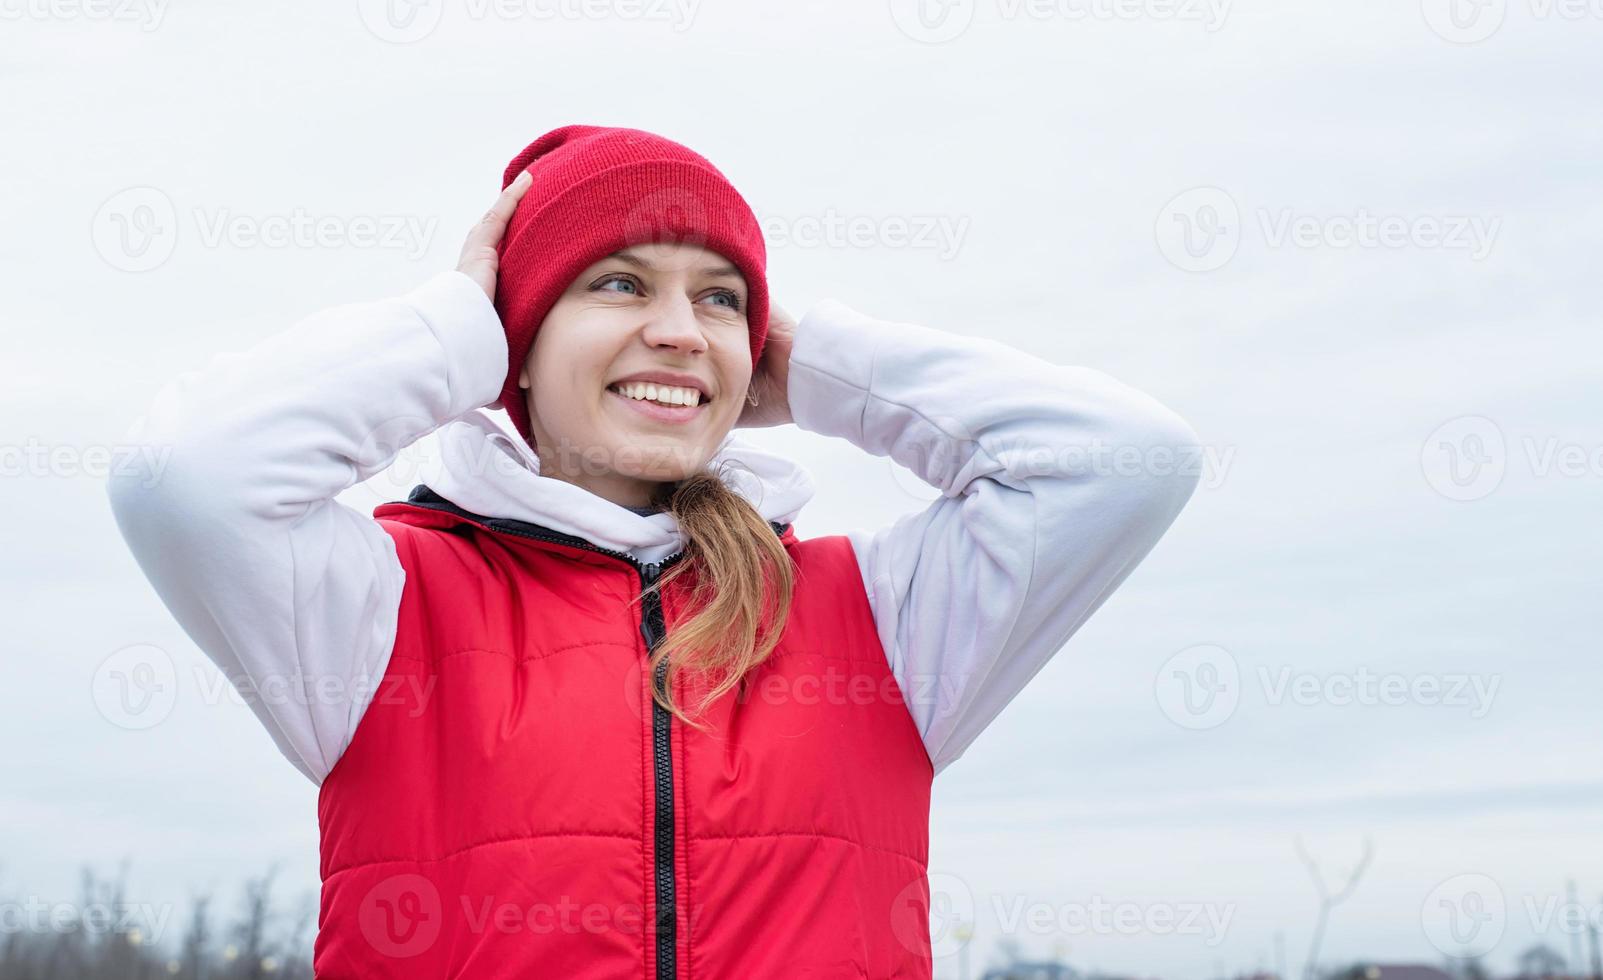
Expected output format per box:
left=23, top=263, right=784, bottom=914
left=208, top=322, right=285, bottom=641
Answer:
left=529, top=365, right=606, bottom=435
left=719, top=333, right=755, bottom=386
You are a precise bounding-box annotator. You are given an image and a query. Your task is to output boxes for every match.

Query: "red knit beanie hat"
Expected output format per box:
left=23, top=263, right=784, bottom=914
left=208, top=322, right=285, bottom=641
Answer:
left=492, top=124, right=770, bottom=449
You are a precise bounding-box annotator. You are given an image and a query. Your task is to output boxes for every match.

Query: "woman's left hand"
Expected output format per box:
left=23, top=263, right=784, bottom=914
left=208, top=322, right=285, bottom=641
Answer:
left=736, top=303, right=796, bottom=428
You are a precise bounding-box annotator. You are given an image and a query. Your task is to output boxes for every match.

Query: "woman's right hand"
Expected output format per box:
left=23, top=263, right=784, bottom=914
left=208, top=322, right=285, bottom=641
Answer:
left=457, top=169, right=533, bottom=302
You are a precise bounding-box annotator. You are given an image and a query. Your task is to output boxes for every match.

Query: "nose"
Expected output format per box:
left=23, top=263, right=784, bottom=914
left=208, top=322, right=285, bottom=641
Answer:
left=638, top=292, right=710, bottom=355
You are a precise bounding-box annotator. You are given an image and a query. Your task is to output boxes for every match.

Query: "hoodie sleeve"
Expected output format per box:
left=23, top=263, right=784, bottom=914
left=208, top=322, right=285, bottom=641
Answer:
left=104, top=270, right=508, bottom=786
left=787, top=299, right=1201, bottom=776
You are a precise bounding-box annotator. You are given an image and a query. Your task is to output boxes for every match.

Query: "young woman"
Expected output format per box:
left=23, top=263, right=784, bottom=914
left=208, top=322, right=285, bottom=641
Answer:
left=107, top=124, right=1201, bottom=979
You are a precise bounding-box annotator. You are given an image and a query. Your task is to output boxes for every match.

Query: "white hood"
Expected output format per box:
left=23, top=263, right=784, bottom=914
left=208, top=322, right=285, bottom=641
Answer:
left=418, top=408, right=818, bottom=564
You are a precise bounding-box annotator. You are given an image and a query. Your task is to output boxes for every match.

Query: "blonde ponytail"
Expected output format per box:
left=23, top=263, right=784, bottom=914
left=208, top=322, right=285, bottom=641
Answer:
left=631, top=462, right=795, bottom=729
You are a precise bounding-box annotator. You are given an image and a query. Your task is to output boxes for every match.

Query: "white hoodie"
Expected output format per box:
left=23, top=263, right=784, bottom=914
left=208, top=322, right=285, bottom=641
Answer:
left=105, top=270, right=1202, bottom=787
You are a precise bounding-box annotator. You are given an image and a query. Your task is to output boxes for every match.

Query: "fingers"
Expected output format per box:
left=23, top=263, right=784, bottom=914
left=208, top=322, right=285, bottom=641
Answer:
left=466, top=170, right=534, bottom=252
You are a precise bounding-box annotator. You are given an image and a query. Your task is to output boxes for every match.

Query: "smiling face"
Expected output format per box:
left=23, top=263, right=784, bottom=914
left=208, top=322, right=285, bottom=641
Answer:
left=516, top=242, right=753, bottom=509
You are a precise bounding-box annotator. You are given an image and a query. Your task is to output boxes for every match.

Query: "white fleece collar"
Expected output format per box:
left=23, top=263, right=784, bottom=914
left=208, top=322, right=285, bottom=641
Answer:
left=418, top=409, right=816, bottom=565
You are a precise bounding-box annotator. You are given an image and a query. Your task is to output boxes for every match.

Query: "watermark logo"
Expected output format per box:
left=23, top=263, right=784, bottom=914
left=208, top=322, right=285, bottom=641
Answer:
left=194, top=666, right=436, bottom=717
left=1259, top=665, right=1499, bottom=718
left=1422, top=416, right=1603, bottom=502
left=1156, top=646, right=1501, bottom=729
left=623, top=185, right=714, bottom=266
left=1422, top=874, right=1506, bottom=958
left=892, top=871, right=974, bottom=958
left=357, top=0, right=447, bottom=42
left=6, top=438, right=172, bottom=484
left=0, top=0, right=171, bottom=30
left=360, top=874, right=443, bottom=958
left=885, top=412, right=973, bottom=504
left=993, top=895, right=1234, bottom=946
left=1424, top=0, right=1603, bottom=42
left=357, top=0, right=700, bottom=43
left=1421, top=0, right=1508, bottom=42
left=888, top=0, right=977, bottom=43
left=886, top=417, right=1226, bottom=504
left=757, top=209, right=972, bottom=261
left=891, top=0, right=1229, bottom=43
left=1421, top=415, right=1506, bottom=502
left=1420, top=0, right=1603, bottom=42
left=0, top=897, right=175, bottom=942
left=1155, top=187, right=1240, bottom=273
left=91, top=186, right=439, bottom=272
left=91, top=643, right=178, bottom=730
left=346, top=415, right=455, bottom=510
left=92, top=187, right=179, bottom=273
left=1422, top=877, right=1603, bottom=959
left=1157, top=187, right=1501, bottom=271
left=1154, top=643, right=1240, bottom=730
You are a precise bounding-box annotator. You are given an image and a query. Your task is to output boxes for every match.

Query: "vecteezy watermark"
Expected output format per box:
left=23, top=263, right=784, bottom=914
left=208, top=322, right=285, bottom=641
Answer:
left=341, top=410, right=797, bottom=515
left=194, top=666, right=437, bottom=719
left=1421, top=415, right=1505, bottom=502
left=893, top=872, right=1234, bottom=959
left=1421, top=0, right=1603, bottom=44
left=1155, top=644, right=1502, bottom=730
left=991, top=895, right=1235, bottom=947
left=893, top=872, right=975, bottom=958
left=1256, top=664, right=1500, bottom=718
left=90, top=187, right=178, bottom=273
left=883, top=412, right=1227, bottom=505
left=1254, top=207, right=1500, bottom=260
left=360, top=875, right=442, bottom=958
left=615, top=648, right=978, bottom=728
left=0, top=0, right=171, bottom=30
left=1420, top=875, right=1603, bottom=959
left=0, top=897, right=176, bottom=943
left=91, top=644, right=179, bottom=730
left=355, top=0, right=701, bottom=43
left=1154, top=643, right=1240, bottom=730
left=460, top=895, right=703, bottom=938
left=734, top=666, right=968, bottom=712
left=756, top=209, right=972, bottom=261
left=1155, top=187, right=1501, bottom=272
left=357, top=874, right=701, bottom=957
left=1421, top=415, right=1603, bottom=502
left=1154, top=187, right=1240, bottom=272
left=342, top=415, right=734, bottom=511
left=1422, top=874, right=1506, bottom=959
left=1421, top=0, right=1509, bottom=42
left=91, top=187, right=439, bottom=272
left=2, top=438, right=172, bottom=485
left=888, top=0, right=1230, bottom=44
left=91, top=645, right=436, bottom=731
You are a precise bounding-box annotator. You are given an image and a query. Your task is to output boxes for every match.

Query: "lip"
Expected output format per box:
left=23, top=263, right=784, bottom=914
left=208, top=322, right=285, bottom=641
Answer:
left=606, top=386, right=709, bottom=425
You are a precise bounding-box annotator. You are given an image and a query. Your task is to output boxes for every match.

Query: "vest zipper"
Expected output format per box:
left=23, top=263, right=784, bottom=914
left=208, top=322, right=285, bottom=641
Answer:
left=639, top=559, right=677, bottom=979
left=388, top=485, right=790, bottom=980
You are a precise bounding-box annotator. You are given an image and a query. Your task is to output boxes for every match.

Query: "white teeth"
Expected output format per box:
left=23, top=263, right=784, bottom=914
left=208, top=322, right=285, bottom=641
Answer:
left=610, top=381, right=702, bottom=407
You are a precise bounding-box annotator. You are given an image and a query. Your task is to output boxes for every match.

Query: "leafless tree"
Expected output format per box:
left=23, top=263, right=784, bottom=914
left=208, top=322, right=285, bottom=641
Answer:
left=1295, top=836, right=1374, bottom=980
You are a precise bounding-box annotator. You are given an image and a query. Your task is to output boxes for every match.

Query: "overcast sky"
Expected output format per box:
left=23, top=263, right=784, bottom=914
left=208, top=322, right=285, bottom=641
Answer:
left=3, top=1, right=1601, bottom=977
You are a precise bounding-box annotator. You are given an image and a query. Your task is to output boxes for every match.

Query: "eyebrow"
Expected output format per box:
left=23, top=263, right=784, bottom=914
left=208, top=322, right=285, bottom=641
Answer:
left=607, top=250, right=743, bottom=281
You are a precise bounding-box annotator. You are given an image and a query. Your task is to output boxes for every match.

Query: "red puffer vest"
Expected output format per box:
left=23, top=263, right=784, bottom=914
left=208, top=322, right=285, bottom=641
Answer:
left=313, top=486, right=936, bottom=978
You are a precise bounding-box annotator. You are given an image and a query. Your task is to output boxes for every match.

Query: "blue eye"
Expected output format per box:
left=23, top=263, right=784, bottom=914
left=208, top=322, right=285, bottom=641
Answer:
left=595, top=274, right=639, bottom=295
left=704, top=289, right=742, bottom=312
